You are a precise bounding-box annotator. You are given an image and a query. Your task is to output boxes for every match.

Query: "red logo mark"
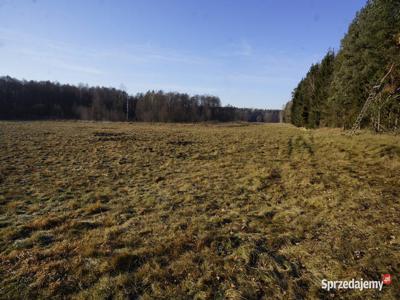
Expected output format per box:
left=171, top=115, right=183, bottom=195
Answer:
left=382, top=274, right=392, bottom=285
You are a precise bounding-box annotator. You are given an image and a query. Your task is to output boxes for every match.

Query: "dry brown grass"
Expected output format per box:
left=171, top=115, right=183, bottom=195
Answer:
left=0, top=121, right=399, bottom=299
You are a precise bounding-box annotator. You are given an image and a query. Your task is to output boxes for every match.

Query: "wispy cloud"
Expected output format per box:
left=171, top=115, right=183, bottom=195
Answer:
left=0, top=28, right=209, bottom=78
left=225, top=73, right=298, bottom=85
left=217, top=39, right=253, bottom=57
left=235, top=39, right=252, bottom=56
left=91, top=42, right=209, bottom=66
left=50, top=61, right=105, bottom=76
left=0, top=28, right=106, bottom=76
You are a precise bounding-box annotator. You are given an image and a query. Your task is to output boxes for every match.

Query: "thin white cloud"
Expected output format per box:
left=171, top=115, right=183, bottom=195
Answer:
left=225, top=73, right=299, bottom=84
left=91, top=42, right=209, bottom=66
left=236, top=39, right=252, bottom=56
left=0, top=27, right=209, bottom=79
left=0, top=28, right=106, bottom=76
left=217, top=39, right=253, bottom=57
left=50, top=60, right=105, bottom=76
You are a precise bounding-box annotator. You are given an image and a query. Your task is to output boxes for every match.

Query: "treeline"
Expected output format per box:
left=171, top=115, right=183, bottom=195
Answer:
left=283, top=0, right=400, bottom=130
left=0, top=76, right=281, bottom=122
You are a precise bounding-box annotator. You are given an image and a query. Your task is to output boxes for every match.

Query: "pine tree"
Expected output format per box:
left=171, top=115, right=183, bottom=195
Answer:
left=329, top=0, right=400, bottom=128
left=287, top=0, right=400, bottom=130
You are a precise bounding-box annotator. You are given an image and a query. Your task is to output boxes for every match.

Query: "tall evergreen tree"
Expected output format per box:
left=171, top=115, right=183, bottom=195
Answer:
left=329, top=0, right=400, bottom=128
left=285, top=0, right=400, bottom=130
left=288, top=50, right=335, bottom=128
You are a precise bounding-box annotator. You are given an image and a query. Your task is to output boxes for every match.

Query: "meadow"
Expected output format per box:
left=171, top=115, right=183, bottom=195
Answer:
left=0, top=121, right=399, bottom=299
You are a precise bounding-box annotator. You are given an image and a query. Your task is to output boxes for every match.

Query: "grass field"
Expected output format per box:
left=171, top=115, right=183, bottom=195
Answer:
left=0, top=121, right=399, bottom=299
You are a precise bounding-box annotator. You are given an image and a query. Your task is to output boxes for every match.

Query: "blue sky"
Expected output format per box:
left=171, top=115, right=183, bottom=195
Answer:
left=0, top=0, right=366, bottom=109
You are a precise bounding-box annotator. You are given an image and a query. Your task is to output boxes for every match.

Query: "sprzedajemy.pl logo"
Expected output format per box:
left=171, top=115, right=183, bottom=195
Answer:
left=321, top=274, right=392, bottom=292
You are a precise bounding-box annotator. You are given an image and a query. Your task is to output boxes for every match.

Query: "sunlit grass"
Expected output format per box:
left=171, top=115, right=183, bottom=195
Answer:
left=0, top=121, right=399, bottom=299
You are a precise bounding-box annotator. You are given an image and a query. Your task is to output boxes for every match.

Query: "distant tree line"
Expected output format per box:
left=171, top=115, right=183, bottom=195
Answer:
left=283, top=0, right=400, bottom=131
left=0, top=76, right=281, bottom=123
